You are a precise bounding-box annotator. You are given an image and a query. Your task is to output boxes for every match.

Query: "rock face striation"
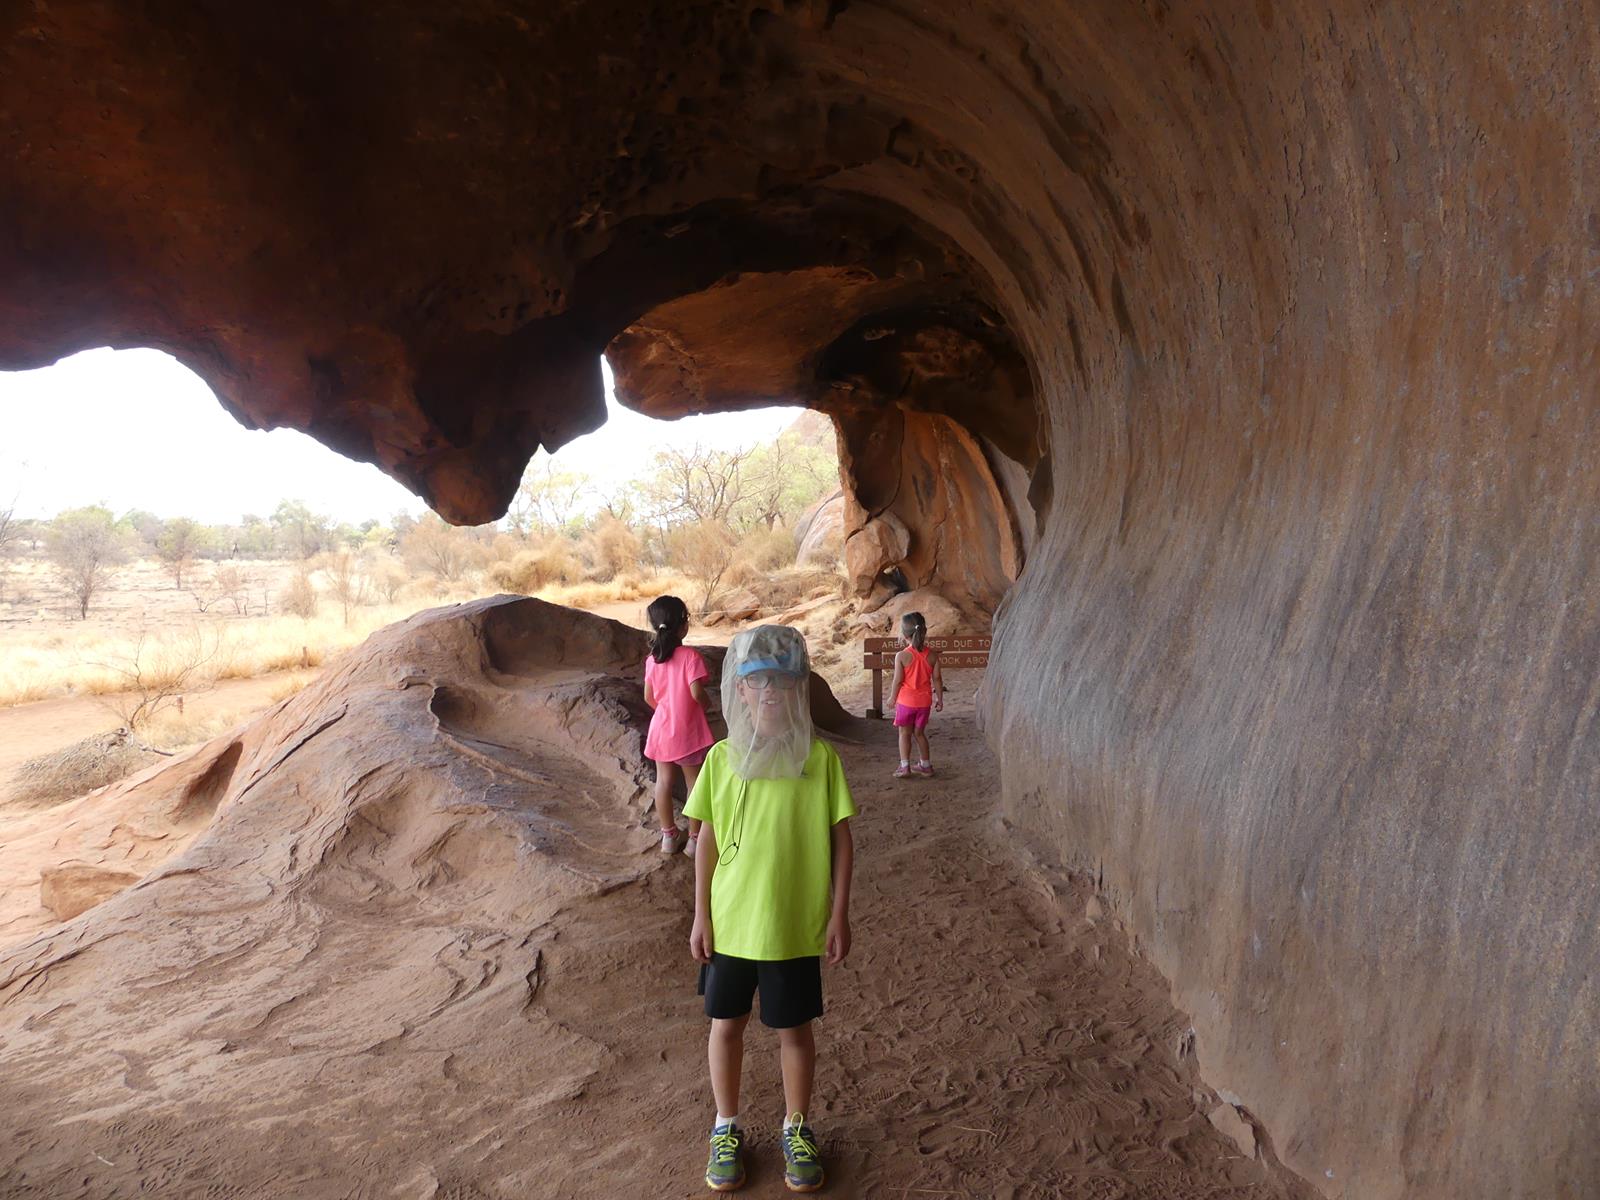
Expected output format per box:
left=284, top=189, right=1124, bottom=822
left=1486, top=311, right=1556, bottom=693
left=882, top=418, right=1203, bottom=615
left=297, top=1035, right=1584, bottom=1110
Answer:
left=4, top=5, right=1599, bottom=1195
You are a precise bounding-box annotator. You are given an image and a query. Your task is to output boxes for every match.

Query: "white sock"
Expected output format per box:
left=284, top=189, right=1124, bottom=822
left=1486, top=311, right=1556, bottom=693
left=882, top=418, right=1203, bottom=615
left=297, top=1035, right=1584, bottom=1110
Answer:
left=784, top=1112, right=805, bottom=1130
left=714, top=1113, right=738, bottom=1131
left=899, top=758, right=909, bottom=767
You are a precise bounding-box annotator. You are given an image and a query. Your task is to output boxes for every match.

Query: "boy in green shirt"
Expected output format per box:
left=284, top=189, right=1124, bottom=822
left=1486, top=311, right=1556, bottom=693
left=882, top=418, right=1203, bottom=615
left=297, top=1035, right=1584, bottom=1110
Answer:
left=685, top=625, right=856, bottom=1193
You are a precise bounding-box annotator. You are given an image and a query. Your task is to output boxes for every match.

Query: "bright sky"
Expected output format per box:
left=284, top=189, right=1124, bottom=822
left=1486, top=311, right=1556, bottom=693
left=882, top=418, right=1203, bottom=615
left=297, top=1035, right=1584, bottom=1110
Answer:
left=0, top=349, right=800, bottom=525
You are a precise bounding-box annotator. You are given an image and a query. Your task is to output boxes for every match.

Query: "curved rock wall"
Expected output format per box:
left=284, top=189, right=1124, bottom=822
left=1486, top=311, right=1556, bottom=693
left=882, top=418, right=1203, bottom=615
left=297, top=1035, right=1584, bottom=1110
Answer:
left=966, top=7, right=1600, bottom=1196
left=4, top=4, right=1598, bottom=1195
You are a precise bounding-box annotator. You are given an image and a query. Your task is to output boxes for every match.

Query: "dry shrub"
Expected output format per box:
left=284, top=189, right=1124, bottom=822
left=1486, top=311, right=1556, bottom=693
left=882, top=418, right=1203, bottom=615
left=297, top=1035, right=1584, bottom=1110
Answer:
left=6, top=730, right=159, bottom=808
left=94, top=624, right=222, bottom=730
left=543, top=582, right=616, bottom=609
left=210, top=565, right=252, bottom=614
left=739, top=524, right=797, bottom=572
left=401, top=515, right=483, bottom=581
left=667, top=520, right=738, bottom=614
left=487, top=539, right=583, bottom=594
left=368, top=558, right=408, bottom=603
left=281, top=569, right=318, bottom=617
left=724, top=525, right=797, bottom=588
left=485, top=554, right=541, bottom=594
left=404, top=573, right=448, bottom=600
left=535, top=570, right=692, bottom=613
left=488, top=532, right=526, bottom=561
left=315, top=550, right=374, bottom=625
left=581, top=517, right=643, bottom=582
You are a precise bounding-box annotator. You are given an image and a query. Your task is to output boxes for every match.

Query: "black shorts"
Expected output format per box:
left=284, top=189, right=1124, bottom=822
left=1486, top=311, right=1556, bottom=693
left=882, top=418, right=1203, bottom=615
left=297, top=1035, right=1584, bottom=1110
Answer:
left=698, top=953, right=823, bottom=1029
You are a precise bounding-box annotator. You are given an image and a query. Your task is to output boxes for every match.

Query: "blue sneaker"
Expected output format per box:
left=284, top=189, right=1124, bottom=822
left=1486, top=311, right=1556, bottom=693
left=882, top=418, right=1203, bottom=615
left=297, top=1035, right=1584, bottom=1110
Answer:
left=705, top=1122, right=745, bottom=1192
left=782, top=1115, right=824, bottom=1192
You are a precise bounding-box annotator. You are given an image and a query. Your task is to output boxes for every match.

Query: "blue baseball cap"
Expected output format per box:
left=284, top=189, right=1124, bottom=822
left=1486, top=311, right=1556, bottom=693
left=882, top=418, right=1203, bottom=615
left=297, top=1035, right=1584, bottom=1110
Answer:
left=730, top=625, right=809, bottom=678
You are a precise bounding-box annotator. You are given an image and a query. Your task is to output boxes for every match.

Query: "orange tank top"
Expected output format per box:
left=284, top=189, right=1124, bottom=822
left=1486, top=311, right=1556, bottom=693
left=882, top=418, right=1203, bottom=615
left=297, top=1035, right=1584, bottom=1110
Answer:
left=898, top=646, right=934, bottom=707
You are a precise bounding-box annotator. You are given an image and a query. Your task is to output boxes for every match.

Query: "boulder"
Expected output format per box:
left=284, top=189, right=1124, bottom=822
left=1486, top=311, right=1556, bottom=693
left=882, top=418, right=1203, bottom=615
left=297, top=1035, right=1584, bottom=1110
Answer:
left=795, top=490, right=846, bottom=567
left=700, top=586, right=761, bottom=626
left=856, top=589, right=969, bottom=639
left=842, top=514, right=911, bottom=598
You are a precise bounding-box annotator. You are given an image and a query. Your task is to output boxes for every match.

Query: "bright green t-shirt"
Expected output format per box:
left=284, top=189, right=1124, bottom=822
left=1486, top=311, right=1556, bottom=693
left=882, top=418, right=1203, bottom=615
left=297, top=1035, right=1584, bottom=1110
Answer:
left=683, top=737, right=856, bottom=961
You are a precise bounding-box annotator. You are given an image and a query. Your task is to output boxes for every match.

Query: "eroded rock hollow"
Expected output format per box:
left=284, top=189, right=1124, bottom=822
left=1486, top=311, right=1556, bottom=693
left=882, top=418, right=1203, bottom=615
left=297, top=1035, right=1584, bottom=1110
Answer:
left=4, top=4, right=1598, bottom=1196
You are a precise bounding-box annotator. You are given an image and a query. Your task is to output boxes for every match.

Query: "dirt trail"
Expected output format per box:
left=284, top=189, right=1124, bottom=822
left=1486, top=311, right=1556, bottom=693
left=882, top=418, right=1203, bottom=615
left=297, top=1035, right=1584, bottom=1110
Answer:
left=0, top=686, right=1311, bottom=1199
left=0, top=673, right=298, bottom=780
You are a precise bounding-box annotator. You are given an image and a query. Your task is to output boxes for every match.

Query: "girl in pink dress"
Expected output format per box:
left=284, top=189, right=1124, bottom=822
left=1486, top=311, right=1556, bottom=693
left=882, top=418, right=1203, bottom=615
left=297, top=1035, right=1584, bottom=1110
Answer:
left=644, top=595, right=716, bottom=855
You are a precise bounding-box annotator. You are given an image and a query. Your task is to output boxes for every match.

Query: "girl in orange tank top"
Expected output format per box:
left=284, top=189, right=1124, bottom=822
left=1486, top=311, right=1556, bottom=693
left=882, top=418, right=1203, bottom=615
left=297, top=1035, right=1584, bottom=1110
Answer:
left=888, top=611, right=944, bottom=778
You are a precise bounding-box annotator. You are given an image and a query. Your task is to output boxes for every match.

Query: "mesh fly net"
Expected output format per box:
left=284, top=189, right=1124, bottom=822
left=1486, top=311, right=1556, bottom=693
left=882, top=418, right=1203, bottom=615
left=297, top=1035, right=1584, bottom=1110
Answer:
left=720, top=624, right=814, bottom=780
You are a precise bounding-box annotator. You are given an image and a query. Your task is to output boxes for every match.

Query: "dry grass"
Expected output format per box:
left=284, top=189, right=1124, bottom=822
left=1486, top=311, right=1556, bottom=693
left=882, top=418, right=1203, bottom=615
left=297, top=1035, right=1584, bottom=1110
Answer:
left=533, top=570, right=691, bottom=611
left=5, top=730, right=160, bottom=809
left=138, top=704, right=264, bottom=754
left=0, top=592, right=481, bottom=710
left=0, top=547, right=819, bottom=718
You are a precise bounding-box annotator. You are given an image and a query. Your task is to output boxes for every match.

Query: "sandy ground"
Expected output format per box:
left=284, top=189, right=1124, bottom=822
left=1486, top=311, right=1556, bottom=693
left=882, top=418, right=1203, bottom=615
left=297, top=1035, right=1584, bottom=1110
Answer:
left=0, top=684, right=1309, bottom=1199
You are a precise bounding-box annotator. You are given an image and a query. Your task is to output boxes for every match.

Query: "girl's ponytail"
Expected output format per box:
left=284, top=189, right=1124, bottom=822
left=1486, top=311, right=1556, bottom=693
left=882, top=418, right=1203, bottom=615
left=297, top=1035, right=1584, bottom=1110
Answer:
left=900, top=610, right=927, bottom=652
left=646, top=595, right=690, bottom=663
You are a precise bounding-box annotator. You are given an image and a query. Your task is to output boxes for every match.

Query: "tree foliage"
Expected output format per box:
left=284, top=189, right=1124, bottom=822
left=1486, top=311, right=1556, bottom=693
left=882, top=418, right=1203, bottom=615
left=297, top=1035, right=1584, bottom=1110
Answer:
left=272, top=500, right=331, bottom=559
left=156, top=517, right=209, bottom=588
left=508, top=454, right=591, bottom=537
left=401, top=515, right=481, bottom=581
left=667, top=520, right=739, bottom=614
left=47, top=506, right=129, bottom=619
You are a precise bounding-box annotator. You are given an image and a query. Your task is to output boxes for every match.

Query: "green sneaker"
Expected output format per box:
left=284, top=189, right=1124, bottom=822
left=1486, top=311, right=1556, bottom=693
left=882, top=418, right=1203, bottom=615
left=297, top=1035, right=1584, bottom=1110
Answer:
left=782, top=1115, right=824, bottom=1192
left=705, top=1122, right=745, bottom=1192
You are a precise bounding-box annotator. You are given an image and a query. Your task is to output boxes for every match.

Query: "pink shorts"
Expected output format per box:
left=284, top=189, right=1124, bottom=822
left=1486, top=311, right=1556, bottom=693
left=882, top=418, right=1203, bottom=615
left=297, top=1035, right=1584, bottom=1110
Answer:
left=670, top=747, right=708, bottom=768
left=893, top=703, right=931, bottom=730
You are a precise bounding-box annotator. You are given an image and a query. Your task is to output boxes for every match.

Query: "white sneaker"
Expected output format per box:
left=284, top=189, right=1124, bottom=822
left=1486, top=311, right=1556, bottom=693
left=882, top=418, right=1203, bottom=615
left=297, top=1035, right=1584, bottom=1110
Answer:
left=685, top=834, right=698, bottom=858
left=660, top=827, right=686, bottom=855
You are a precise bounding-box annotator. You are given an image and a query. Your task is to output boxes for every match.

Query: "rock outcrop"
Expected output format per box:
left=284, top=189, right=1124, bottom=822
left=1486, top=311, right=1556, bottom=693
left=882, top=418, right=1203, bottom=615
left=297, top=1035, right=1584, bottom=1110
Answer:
left=0, top=598, right=859, bottom=1191
left=794, top=489, right=845, bottom=568
left=4, top=5, right=1599, bottom=1196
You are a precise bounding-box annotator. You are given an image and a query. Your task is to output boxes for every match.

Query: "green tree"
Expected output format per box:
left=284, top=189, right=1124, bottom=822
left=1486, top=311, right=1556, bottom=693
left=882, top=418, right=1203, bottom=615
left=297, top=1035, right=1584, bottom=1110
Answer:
left=47, top=506, right=129, bottom=618
left=0, top=494, right=18, bottom=603
left=118, top=508, right=163, bottom=551
left=0, top=495, right=18, bottom=560
left=508, top=453, right=591, bottom=537
left=233, top=514, right=276, bottom=558
left=641, top=444, right=753, bottom=528
left=272, top=500, right=330, bottom=559
left=737, top=432, right=839, bottom=530
left=156, top=517, right=209, bottom=588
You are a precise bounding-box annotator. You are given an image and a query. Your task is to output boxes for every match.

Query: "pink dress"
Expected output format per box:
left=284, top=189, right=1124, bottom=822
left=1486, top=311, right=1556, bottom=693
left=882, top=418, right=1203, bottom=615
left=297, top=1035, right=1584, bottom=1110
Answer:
left=644, top=646, right=714, bottom=764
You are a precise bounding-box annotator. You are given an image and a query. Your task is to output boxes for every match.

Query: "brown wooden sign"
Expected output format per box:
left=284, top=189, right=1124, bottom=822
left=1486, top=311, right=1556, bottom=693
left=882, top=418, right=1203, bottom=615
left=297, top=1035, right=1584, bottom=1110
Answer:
left=862, top=630, right=991, bottom=717
left=863, top=635, right=992, bottom=653
left=863, top=652, right=991, bottom=669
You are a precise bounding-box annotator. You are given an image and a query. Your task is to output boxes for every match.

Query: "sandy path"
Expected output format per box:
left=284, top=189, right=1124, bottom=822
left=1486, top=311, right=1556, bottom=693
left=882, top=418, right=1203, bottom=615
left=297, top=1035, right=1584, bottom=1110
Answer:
left=514, top=697, right=1313, bottom=1198
left=0, top=691, right=1311, bottom=1199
